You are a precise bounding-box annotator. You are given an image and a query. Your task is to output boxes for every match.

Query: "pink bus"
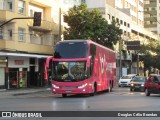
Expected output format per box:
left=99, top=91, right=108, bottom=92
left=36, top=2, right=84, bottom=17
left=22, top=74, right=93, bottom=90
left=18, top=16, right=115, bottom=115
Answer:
left=44, top=40, right=116, bottom=97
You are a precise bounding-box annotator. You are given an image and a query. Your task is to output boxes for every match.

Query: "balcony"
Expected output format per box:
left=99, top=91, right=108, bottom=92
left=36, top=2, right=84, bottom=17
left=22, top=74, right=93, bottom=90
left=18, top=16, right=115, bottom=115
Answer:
left=0, top=40, right=53, bottom=55
left=28, top=19, right=54, bottom=31
left=0, top=10, right=17, bottom=21
left=30, top=34, right=53, bottom=46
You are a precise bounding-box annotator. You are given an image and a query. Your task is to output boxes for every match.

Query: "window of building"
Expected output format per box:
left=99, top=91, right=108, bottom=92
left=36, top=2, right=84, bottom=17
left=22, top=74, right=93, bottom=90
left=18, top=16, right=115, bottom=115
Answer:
left=8, top=30, right=12, bottom=40
left=151, top=7, right=156, bottom=11
left=107, top=14, right=110, bottom=19
left=139, top=1, right=143, bottom=7
left=124, top=22, right=126, bottom=26
left=30, top=9, right=34, bottom=17
left=127, top=23, right=130, bottom=28
left=116, top=18, right=119, bottom=23
left=112, top=16, right=115, bottom=20
left=18, top=28, right=25, bottom=42
left=120, top=20, right=123, bottom=24
left=8, top=2, right=12, bottom=10
left=144, top=1, right=149, bottom=4
left=150, top=0, right=156, bottom=3
left=18, top=0, right=25, bottom=14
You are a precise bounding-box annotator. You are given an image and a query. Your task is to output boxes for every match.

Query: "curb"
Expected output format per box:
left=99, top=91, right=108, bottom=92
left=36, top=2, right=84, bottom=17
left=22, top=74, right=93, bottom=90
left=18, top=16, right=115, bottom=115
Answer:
left=12, top=88, right=51, bottom=96
left=0, top=88, right=51, bottom=96
left=0, top=89, right=6, bottom=92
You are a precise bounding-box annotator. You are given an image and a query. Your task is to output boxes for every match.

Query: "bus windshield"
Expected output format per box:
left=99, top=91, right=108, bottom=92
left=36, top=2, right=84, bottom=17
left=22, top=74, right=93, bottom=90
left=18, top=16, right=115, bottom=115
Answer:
left=52, top=61, right=87, bottom=82
left=54, top=41, right=88, bottom=58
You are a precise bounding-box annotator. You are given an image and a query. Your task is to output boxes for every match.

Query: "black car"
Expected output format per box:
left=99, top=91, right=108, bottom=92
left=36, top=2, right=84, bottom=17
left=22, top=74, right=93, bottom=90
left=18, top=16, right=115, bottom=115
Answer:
left=130, top=76, right=146, bottom=92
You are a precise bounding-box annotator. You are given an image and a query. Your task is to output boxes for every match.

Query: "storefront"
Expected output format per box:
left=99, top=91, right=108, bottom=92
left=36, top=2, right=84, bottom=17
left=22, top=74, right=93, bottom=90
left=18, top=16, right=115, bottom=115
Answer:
left=0, top=52, right=49, bottom=89
left=8, top=57, right=29, bottom=89
left=0, top=57, right=7, bottom=89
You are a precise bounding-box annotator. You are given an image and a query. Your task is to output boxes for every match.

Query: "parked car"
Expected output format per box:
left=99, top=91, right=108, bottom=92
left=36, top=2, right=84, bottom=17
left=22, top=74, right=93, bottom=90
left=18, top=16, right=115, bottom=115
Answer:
left=118, top=74, right=137, bottom=87
left=130, top=76, right=146, bottom=92
left=144, top=74, right=160, bottom=96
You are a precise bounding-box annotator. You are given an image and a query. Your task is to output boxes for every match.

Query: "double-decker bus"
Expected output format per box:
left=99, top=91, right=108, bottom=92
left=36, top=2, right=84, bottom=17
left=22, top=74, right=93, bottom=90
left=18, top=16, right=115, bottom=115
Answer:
left=44, top=40, right=116, bottom=97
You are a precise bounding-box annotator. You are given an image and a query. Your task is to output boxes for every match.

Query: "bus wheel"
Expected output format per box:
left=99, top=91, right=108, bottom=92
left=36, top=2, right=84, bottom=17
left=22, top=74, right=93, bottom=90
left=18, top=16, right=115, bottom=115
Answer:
left=90, top=84, right=97, bottom=96
left=62, top=94, right=67, bottom=98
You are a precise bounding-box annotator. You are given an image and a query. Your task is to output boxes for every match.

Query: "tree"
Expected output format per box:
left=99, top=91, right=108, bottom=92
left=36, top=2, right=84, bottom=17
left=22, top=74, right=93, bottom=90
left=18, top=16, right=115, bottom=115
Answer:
left=63, top=3, right=122, bottom=49
left=139, top=39, right=160, bottom=72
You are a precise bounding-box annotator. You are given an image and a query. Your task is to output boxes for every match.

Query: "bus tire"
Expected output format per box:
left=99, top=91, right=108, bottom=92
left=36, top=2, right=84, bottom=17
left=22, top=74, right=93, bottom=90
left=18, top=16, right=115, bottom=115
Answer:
left=90, top=84, right=97, bottom=96
left=62, top=94, right=67, bottom=97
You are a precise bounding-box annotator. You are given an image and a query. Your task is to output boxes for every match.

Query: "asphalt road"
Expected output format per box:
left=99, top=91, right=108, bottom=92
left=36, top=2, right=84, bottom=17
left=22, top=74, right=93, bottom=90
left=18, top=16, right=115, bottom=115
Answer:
left=1, top=87, right=160, bottom=120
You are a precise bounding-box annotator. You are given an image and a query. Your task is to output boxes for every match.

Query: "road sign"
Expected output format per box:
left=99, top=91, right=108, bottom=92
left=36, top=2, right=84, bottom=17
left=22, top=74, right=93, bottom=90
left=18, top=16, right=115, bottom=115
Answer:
left=126, top=41, right=140, bottom=50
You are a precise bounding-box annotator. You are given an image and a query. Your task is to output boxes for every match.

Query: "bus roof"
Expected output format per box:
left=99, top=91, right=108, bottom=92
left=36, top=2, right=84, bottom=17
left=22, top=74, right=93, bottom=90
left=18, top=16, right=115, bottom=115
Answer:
left=56, top=39, right=115, bottom=53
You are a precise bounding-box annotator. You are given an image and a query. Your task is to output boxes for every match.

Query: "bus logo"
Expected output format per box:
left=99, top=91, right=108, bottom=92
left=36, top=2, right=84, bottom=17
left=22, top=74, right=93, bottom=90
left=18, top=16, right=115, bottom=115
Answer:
left=99, top=54, right=106, bottom=73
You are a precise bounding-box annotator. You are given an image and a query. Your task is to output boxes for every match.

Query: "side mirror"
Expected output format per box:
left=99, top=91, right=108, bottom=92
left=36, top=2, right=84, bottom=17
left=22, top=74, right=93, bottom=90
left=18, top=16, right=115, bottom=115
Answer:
left=155, top=81, right=159, bottom=84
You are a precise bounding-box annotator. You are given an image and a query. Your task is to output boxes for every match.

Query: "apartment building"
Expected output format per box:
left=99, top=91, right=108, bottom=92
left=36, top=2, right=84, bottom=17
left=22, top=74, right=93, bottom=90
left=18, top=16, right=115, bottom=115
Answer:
left=144, top=0, right=158, bottom=34
left=106, top=0, right=144, bottom=26
left=0, top=0, right=66, bottom=89
left=84, top=0, right=158, bottom=78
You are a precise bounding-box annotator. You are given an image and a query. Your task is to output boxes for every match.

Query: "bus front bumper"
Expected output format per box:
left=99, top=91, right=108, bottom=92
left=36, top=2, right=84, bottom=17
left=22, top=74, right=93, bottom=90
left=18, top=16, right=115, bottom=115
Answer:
left=51, top=83, right=93, bottom=94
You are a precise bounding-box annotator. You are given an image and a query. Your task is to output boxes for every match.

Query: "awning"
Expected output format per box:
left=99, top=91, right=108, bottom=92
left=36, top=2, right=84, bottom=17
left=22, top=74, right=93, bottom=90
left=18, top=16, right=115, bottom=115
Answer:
left=0, top=52, right=51, bottom=58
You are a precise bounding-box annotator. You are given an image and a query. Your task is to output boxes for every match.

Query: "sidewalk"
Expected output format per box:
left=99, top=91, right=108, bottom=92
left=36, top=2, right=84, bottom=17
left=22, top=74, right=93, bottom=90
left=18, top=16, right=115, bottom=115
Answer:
left=0, top=87, right=51, bottom=96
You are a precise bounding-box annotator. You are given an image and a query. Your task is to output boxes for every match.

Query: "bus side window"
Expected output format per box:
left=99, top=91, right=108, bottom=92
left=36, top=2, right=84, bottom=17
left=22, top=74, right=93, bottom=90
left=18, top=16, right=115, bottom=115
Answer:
left=90, top=44, right=96, bottom=75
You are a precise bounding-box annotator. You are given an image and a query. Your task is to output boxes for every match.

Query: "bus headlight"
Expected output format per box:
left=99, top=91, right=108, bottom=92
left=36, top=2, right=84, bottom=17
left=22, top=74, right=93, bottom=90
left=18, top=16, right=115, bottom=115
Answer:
left=52, top=84, right=60, bottom=89
left=78, top=83, right=88, bottom=89
left=141, top=84, right=144, bottom=87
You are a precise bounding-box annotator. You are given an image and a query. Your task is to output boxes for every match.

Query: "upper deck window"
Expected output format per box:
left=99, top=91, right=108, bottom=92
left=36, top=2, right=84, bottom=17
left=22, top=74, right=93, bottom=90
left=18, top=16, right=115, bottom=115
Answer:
left=54, top=41, right=88, bottom=58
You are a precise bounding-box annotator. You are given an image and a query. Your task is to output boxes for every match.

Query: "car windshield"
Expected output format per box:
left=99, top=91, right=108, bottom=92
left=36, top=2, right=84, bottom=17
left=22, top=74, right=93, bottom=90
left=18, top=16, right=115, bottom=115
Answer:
left=132, top=77, right=145, bottom=82
left=52, top=61, right=87, bottom=82
left=121, top=76, right=132, bottom=79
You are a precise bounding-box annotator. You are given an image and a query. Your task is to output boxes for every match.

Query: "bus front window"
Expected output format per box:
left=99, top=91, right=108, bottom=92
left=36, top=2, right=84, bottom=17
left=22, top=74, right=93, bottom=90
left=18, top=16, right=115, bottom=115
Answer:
left=53, top=61, right=87, bottom=82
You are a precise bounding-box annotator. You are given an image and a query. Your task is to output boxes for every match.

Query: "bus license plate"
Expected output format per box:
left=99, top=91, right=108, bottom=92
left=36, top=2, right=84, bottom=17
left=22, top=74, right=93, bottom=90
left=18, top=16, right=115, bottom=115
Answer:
left=66, top=90, right=72, bottom=93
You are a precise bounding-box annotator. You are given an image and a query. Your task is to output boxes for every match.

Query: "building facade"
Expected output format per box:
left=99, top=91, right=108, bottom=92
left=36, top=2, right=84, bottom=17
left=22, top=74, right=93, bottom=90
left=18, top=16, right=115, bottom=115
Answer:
left=144, top=0, right=158, bottom=34
left=0, top=0, right=65, bottom=89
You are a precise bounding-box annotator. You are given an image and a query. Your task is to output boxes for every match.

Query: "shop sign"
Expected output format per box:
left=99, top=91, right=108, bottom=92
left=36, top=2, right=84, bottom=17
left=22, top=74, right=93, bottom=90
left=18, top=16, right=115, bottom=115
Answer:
left=15, top=60, right=24, bottom=65
left=0, top=62, right=6, bottom=67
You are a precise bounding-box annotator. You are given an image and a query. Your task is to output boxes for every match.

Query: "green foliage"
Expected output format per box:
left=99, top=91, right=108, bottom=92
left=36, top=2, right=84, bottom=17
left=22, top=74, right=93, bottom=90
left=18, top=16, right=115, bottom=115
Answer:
left=63, top=3, right=122, bottom=49
left=139, top=39, right=160, bottom=70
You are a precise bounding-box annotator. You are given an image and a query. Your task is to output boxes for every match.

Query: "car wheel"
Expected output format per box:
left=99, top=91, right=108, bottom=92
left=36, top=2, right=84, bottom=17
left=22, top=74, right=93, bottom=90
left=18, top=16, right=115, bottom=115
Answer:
left=145, top=88, right=150, bottom=96
left=62, top=94, right=67, bottom=98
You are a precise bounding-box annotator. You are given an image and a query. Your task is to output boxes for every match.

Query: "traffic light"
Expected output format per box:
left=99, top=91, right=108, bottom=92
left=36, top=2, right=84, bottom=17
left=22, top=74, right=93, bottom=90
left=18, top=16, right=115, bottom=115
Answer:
left=33, top=12, right=41, bottom=26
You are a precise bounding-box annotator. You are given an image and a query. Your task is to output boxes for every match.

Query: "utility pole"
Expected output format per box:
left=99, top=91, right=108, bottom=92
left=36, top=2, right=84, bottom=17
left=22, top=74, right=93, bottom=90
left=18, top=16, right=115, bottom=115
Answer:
left=119, top=38, right=122, bottom=79
left=136, top=51, right=139, bottom=75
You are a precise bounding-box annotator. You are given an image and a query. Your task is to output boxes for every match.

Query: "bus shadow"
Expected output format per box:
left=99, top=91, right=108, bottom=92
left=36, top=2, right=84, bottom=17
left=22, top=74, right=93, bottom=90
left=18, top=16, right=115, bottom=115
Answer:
left=58, top=90, right=114, bottom=98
